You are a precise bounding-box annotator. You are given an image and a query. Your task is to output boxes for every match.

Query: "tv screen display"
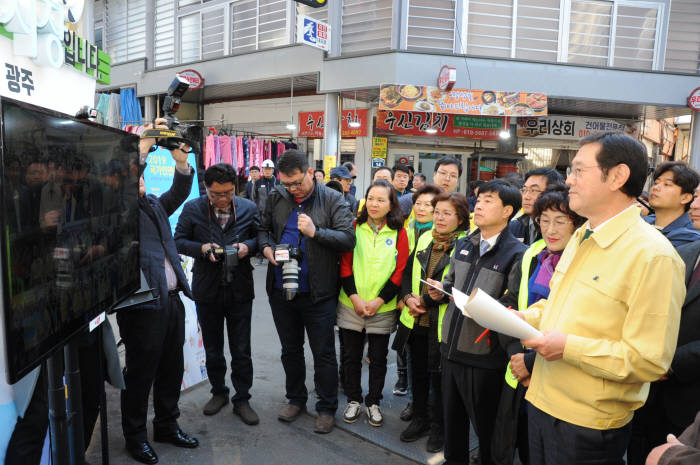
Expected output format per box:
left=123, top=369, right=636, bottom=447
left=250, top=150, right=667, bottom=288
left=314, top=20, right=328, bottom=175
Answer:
left=0, top=97, right=140, bottom=383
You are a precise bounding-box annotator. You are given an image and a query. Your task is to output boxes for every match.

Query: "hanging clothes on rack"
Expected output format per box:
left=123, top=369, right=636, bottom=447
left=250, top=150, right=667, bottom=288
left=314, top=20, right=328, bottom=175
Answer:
left=220, top=135, right=233, bottom=166
left=236, top=136, right=245, bottom=173
left=205, top=134, right=216, bottom=168
left=213, top=135, right=221, bottom=164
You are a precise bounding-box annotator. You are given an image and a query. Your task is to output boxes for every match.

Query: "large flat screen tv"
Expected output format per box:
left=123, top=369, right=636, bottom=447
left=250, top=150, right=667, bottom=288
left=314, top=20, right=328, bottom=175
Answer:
left=0, top=97, right=141, bottom=383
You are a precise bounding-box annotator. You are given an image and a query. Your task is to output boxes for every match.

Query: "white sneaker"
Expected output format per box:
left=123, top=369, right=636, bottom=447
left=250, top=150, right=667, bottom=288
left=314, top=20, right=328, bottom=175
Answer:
left=342, top=401, right=362, bottom=423
left=367, top=404, right=383, bottom=427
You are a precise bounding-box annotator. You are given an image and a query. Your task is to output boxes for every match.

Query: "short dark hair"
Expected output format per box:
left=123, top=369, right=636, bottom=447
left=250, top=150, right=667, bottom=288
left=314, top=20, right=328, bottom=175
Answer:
left=412, top=183, right=443, bottom=204
left=249, top=166, right=260, bottom=172
left=374, top=166, right=393, bottom=178
left=393, top=164, right=410, bottom=178
left=471, top=180, right=486, bottom=192
left=435, top=157, right=463, bottom=176
left=204, top=163, right=237, bottom=187
left=414, top=172, right=426, bottom=182
left=652, top=161, right=700, bottom=210
left=431, top=192, right=470, bottom=231
left=356, top=180, right=404, bottom=230
left=314, top=169, right=325, bottom=176
left=325, top=180, right=343, bottom=194
left=408, top=166, right=415, bottom=174
left=532, top=183, right=586, bottom=228
left=579, top=132, right=648, bottom=198
left=477, top=179, right=522, bottom=220
left=502, top=172, right=524, bottom=189
left=524, top=167, right=564, bottom=187
left=277, top=149, right=309, bottom=175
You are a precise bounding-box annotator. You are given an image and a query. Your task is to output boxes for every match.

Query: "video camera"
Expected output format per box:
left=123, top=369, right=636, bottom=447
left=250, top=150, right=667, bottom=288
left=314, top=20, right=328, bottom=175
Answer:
left=207, top=245, right=239, bottom=285
left=141, top=74, right=198, bottom=152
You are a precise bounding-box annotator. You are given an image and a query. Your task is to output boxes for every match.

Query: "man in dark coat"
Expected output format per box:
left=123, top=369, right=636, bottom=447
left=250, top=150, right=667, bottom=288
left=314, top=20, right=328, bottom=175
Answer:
left=508, top=168, right=563, bottom=245
left=175, top=163, right=260, bottom=426
left=117, top=127, right=198, bottom=465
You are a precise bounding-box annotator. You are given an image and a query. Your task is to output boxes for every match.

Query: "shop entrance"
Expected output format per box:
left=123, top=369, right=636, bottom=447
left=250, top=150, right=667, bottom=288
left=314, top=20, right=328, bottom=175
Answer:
left=387, top=147, right=472, bottom=193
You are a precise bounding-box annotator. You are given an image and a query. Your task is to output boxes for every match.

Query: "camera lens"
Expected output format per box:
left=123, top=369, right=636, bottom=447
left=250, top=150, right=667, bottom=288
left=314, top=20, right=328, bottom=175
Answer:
left=282, top=258, right=299, bottom=300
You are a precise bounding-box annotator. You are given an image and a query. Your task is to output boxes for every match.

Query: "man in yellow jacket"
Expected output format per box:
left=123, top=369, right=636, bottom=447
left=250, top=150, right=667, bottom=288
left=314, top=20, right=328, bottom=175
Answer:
left=519, top=133, right=685, bottom=465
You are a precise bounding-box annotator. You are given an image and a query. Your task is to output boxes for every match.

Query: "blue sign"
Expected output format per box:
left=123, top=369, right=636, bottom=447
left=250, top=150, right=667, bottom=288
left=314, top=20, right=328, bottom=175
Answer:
left=372, top=157, right=385, bottom=168
left=144, top=147, right=200, bottom=232
left=297, top=15, right=330, bottom=51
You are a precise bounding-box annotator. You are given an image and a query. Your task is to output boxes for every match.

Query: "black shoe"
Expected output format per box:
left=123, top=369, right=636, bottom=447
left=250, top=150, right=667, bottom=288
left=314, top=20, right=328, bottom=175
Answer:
left=426, top=424, right=444, bottom=453
left=126, top=441, right=158, bottom=464
left=400, top=401, right=414, bottom=422
left=393, top=373, right=408, bottom=396
left=400, top=417, right=430, bottom=442
left=153, top=427, right=199, bottom=448
left=233, top=402, right=260, bottom=425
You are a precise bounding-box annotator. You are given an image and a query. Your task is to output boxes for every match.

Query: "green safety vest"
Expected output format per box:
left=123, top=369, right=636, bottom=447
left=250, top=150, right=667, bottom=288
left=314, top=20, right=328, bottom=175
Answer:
left=398, top=230, right=464, bottom=343
left=506, top=238, right=547, bottom=389
left=338, top=222, right=400, bottom=314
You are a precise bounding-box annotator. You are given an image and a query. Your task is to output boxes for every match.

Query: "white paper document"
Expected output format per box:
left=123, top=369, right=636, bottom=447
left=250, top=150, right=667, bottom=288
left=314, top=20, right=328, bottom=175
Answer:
left=455, top=288, right=542, bottom=340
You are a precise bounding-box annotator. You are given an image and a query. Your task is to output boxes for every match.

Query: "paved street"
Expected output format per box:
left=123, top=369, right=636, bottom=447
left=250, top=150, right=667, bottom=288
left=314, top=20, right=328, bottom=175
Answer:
left=85, top=263, right=479, bottom=465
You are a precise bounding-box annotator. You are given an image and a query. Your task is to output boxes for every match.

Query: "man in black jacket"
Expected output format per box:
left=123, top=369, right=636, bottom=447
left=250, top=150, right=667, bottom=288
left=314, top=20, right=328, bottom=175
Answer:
left=258, top=149, right=355, bottom=434
left=428, top=180, right=525, bottom=465
left=117, top=125, right=198, bottom=465
left=508, top=168, right=563, bottom=245
left=175, top=163, right=260, bottom=425
left=627, top=233, right=700, bottom=464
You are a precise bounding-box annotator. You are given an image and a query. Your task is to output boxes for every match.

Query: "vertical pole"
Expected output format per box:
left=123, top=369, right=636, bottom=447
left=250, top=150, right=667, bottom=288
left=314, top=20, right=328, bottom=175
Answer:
left=689, top=112, right=700, bottom=171
left=323, top=93, right=340, bottom=164
left=64, top=339, right=85, bottom=465
left=48, top=352, right=70, bottom=465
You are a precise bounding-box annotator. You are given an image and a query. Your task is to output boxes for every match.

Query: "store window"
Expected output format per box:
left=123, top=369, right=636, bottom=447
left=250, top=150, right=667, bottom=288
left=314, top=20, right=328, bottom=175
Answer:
left=103, top=0, right=147, bottom=64
left=179, top=13, right=202, bottom=63
left=405, top=0, right=456, bottom=54
left=342, top=0, right=393, bottom=54
left=231, top=0, right=289, bottom=55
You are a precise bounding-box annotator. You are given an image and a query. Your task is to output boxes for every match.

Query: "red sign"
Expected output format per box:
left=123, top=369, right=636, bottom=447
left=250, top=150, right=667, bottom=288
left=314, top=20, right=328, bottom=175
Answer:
left=178, top=69, right=204, bottom=90
left=377, top=110, right=507, bottom=140
left=438, top=66, right=456, bottom=92
left=298, top=109, right=368, bottom=138
left=689, top=87, right=700, bottom=111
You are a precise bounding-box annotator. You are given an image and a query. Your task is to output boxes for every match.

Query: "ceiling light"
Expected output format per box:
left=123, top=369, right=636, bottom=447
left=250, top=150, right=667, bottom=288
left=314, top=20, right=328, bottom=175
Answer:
left=499, top=129, right=511, bottom=139
left=286, top=123, right=297, bottom=130
left=425, top=127, right=437, bottom=134
left=348, top=121, right=361, bottom=128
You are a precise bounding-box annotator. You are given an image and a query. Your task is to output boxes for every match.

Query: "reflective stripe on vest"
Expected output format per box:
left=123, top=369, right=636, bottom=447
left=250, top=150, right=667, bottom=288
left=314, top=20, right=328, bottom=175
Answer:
left=506, top=238, right=547, bottom=389
left=339, top=222, right=400, bottom=314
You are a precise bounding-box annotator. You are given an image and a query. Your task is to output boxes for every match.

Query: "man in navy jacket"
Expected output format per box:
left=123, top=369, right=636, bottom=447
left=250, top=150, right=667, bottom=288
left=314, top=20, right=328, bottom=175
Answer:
left=175, top=163, right=260, bottom=426
left=117, top=125, right=198, bottom=465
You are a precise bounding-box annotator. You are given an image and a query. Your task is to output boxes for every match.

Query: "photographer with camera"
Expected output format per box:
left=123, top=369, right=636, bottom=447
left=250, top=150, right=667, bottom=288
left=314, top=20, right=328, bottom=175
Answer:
left=116, top=119, right=197, bottom=465
left=174, top=163, right=260, bottom=426
left=258, top=149, right=355, bottom=434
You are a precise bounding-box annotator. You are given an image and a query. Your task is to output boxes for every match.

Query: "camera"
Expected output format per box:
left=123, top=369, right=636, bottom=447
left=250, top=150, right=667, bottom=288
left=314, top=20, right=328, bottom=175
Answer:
left=208, top=245, right=239, bottom=285
left=274, top=244, right=303, bottom=301
left=140, top=74, right=198, bottom=152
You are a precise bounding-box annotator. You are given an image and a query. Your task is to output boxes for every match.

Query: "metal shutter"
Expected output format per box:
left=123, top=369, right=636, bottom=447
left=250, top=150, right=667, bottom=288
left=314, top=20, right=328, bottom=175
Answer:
left=466, top=0, right=514, bottom=58
left=155, top=0, right=176, bottom=67
left=406, top=0, right=456, bottom=53
left=342, top=0, right=393, bottom=54
left=515, top=0, right=560, bottom=62
left=664, top=0, right=700, bottom=73
left=202, top=8, right=226, bottom=59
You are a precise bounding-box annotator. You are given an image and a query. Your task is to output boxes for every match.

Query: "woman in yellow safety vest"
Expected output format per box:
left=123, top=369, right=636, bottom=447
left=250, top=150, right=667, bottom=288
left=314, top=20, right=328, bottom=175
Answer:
left=337, top=179, right=410, bottom=428
left=493, top=183, right=584, bottom=465
left=394, top=192, right=470, bottom=453
left=405, top=184, right=444, bottom=253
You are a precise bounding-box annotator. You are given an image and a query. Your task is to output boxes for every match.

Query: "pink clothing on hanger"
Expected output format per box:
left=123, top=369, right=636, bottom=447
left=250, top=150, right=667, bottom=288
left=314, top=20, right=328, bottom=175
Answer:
left=213, top=135, right=221, bottom=164
left=236, top=137, right=245, bottom=171
left=205, top=134, right=216, bottom=168
left=220, top=135, right=233, bottom=166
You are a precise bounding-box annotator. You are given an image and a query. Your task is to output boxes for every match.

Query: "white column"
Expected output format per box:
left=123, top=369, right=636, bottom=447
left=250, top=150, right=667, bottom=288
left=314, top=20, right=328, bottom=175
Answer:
left=353, top=106, right=376, bottom=197
left=323, top=93, right=340, bottom=163
left=690, top=112, right=700, bottom=171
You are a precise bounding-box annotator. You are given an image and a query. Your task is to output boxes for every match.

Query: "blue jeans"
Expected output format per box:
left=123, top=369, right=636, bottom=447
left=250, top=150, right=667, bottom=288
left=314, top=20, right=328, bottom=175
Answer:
left=269, top=290, right=338, bottom=414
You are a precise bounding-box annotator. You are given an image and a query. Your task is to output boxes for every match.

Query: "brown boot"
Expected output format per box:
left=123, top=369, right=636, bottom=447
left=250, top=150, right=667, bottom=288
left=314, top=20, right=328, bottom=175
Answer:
left=314, top=413, right=335, bottom=434
left=278, top=404, right=305, bottom=423
left=202, top=394, right=228, bottom=416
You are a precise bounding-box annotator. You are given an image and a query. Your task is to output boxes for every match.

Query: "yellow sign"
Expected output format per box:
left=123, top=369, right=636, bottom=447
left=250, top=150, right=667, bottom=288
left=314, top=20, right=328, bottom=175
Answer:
left=323, top=155, right=336, bottom=180
left=372, top=137, right=388, bottom=158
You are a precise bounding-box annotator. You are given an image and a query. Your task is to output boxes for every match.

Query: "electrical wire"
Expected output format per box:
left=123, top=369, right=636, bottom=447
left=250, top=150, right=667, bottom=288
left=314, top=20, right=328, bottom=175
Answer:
left=452, top=6, right=473, bottom=90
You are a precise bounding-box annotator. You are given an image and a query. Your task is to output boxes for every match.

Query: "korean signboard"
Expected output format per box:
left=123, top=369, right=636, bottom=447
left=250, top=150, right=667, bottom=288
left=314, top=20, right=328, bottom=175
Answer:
left=379, top=84, right=547, bottom=117
left=298, top=109, right=368, bottom=138
left=516, top=115, right=629, bottom=140
left=377, top=110, right=508, bottom=140
left=297, top=15, right=330, bottom=52
left=372, top=137, right=388, bottom=158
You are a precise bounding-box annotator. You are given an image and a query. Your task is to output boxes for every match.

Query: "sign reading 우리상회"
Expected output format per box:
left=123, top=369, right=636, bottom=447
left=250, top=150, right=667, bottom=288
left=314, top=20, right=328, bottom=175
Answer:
left=688, top=87, right=700, bottom=111
left=297, top=15, right=330, bottom=52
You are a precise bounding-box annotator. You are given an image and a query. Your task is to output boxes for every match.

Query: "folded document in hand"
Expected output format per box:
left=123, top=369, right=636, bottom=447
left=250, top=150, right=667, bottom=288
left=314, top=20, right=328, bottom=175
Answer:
left=453, top=288, right=542, bottom=340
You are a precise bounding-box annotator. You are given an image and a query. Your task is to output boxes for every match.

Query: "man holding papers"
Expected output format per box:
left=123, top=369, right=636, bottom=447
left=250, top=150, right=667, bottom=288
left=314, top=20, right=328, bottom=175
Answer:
left=427, top=180, right=525, bottom=465
left=518, top=133, right=685, bottom=465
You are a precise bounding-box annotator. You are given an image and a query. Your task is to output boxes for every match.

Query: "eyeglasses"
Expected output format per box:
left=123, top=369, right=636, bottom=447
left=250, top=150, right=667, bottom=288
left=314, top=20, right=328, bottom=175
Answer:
left=280, top=173, right=307, bottom=190
left=435, top=170, right=459, bottom=181
left=433, top=209, right=456, bottom=219
left=536, top=217, right=573, bottom=230
left=207, top=189, right=235, bottom=199
left=520, top=187, right=544, bottom=196
left=567, top=165, right=600, bottom=180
